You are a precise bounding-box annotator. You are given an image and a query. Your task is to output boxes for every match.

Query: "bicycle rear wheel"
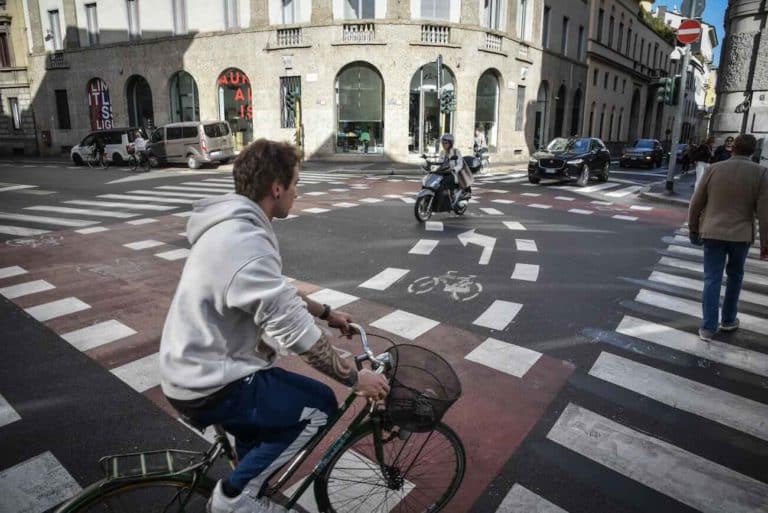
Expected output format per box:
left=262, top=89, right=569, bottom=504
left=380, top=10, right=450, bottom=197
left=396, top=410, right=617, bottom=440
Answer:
left=129, top=156, right=139, bottom=172
left=314, top=421, right=465, bottom=513
left=55, top=476, right=214, bottom=513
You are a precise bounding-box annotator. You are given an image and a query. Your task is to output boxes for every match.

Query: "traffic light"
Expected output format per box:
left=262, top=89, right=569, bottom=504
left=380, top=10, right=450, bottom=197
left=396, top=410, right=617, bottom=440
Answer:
left=671, top=75, right=681, bottom=106
left=656, top=77, right=673, bottom=104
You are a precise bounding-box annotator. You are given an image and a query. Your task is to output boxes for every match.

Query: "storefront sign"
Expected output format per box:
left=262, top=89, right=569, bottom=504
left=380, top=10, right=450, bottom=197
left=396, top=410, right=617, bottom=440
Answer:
left=218, top=69, right=253, bottom=120
left=87, top=78, right=114, bottom=130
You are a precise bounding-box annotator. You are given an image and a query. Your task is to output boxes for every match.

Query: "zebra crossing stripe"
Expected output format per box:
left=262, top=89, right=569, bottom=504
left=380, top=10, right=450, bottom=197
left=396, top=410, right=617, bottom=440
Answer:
left=504, top=221, right=527, bottom=231
left=64, top=200, right=175, bottom=212
left=579, top=183, right=621, bottom=193
left=511, top=263, right=540, bottom=282
left=590, top=351, right=768, bottom=442
left=0, top=184, right=37, bottom=193
left=497, top=484, right=569, bottom=513
left=25, top=297, right=90, bottom=322
left=25, top=205, right=139, bottom=219
left=306, top=289, right=359, bottom=309
left=124, top=240, right=166, bottom=251
left=613, top=215, right=638, bottom=221
left=98, top=194, right=197, bottom=204
left=616, top=315, right=768, bottom=378
left=547, top=403, right=768, bottom=513
left=409, top=239, right=439, bottom=255
left=370, top=309, right=439, bottom=340
left=0, top=279, right=55, bottom=299
left=75, top=226, right=109, bottom=234
left=465, top=338, right=541, bottom=378
left=473, top=300, right=523, bottom=330
left=303, top=208, right=330, bottom=214
left=605, top=186, right=642, bottom=198
left=528, top=204, right=552, bottom=209
left=668, top=244, right=768, bottom=268
left=0, top=212, right=99, bottom=227
left=181, top=182, right=232, bottom=189
left=155, top=248, right=190, bottom=261
left=62, top=319, right=137, bottom=352
left=0, top=266, right=27, bottom=280
left=426, top=221, right=443, bottom=231
left=648, top=270, right=768, bottom=308
left=156, top=185, right=231, bottom=194
left=516, top=240, right=538, bottom=252
left=658, top=257, right=768, bottom=287
left=358, top=268, right=410, bottom=291
left=568, top=209, right=593, bottom=215
left=635, top=289, right=768, bottom=335
left=130, top=189, right=211, bottom=198
left=0, top=451, right=82, bottom=513
left=0, top=225, right=51, bottom=237
left=110, top=352, right=160, bottom=392
left=0, top=392, right=21, bottom=428
left=480, top=208, right=504, bottom=215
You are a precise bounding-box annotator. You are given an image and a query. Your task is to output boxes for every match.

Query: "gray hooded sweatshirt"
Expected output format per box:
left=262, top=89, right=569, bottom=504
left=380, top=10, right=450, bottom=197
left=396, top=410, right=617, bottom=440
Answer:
left=159, top=193, right=321, bottom=400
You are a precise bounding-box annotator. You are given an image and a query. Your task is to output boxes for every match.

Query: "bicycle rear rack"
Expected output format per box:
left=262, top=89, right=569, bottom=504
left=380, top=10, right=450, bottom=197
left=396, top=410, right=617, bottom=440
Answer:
left=99, top=449, right=207, bottom=481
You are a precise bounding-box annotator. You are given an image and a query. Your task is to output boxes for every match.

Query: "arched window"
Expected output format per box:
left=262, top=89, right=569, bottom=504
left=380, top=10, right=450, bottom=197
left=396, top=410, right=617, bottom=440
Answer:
left=554, top=84, right=567, bottom=137
left=409, top=62, right=456, bottom=153
left=570, top=88, right=582, bottom=136
left=87, top=78, right=114, bottom=130
left=126, top=75, right=153, bottom=128
left=475, top=70, right=501, bottom=151
left=169, top=71, right=199, bottom=122
left=534, top=82, right=549, bottom=149
left=336, top=62, right=384, bottom=154
left=609, top=107, right=615, bottom=141
left=218, top=68, right=253, bottom=151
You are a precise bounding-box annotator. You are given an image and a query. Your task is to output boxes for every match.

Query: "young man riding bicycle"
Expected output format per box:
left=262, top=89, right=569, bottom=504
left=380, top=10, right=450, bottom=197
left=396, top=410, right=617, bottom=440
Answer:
left=159, top=139, right=389, bottom=513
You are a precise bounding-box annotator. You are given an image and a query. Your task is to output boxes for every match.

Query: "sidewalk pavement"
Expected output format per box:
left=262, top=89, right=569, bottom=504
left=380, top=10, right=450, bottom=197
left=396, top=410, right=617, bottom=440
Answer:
left=639, top=171, right=696, bottom=207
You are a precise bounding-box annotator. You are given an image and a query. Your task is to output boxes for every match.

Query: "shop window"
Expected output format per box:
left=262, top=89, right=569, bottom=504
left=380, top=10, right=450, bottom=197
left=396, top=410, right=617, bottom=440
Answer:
left=345, top=0, right=374, bottom=19
left=475, top=70, right=500, bottom=151
left=169, top=71, right=199, bottom=122
left=280, top=75, right=301, bottom=129
left=336, top=62, right=384, bottom=154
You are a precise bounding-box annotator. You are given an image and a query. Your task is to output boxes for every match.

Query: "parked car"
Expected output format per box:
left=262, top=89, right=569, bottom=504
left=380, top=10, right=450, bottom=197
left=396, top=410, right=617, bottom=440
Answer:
left=71, top=127, right=141, bottom=166
left=619, top=139, right=664, bottom=168
left=528, top=137, right=611, bottom=186
left=149, top=121, right=235, bottom=169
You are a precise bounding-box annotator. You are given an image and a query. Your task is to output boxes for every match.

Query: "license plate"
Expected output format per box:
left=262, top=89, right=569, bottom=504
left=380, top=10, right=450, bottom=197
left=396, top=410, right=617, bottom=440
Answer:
left=545, top=169, right=556, bottom=174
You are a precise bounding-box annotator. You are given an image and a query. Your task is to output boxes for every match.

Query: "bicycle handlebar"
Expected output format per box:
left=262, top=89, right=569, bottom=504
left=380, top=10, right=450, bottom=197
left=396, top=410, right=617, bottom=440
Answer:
left=348, top=323, right=388, bottom=370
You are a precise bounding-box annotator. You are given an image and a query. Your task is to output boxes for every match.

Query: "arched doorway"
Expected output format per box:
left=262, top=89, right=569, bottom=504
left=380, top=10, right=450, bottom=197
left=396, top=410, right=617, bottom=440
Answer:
left=87, top=78, right=114, bottom=130
left=475, top=70, right=500, bottom=152
left=126, top=75, right=154, bottom=129
left=336, top=62, right=384, bottom=154
left=609, top=107, right=615, bottom=141
left=409, top=62, right=456, bottom=154
left=217, top=68, right=253, bottom=151
left=599, top=104, right=606, bottom=140
left=169, top=71, right=200, bottom=122
left=533, top=82, right=549, bottom=149
left=553, top=84, right=567, bottom=137
left=570, top=89, right=582, bottom=136
left=654, top=99, right=664, bottom=139
left=587, top=101, right=596, bottom=136
left=628, top=89, right=641, bottom=141
left=618, top=108, right=624, bottom=141
left=642, top=95, right=655, bottom=138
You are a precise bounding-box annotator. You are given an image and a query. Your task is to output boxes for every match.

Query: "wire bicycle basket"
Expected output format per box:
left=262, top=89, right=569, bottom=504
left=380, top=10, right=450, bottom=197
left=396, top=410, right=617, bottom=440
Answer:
left=385, top=345, right=462, bottom=432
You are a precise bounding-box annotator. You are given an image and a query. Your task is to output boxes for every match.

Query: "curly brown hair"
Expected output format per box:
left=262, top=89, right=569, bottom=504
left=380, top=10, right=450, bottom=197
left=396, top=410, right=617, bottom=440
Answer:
left=233, top=139, right=303, bottom=201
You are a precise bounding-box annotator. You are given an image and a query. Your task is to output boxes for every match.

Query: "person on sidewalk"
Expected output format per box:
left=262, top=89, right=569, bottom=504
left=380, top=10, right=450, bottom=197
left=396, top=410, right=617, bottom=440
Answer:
left=713, top=136, right=735, bottom=163
left=691, top=136, right=715, bottom=189
left=688, top=134, right=768, bottom=342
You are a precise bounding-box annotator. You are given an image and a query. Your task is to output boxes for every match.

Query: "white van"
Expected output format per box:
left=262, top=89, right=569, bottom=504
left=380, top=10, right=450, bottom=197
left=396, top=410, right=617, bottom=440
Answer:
left=149, top=121, right=235, bottom=169
left=71, top=127, right=141, bottom=165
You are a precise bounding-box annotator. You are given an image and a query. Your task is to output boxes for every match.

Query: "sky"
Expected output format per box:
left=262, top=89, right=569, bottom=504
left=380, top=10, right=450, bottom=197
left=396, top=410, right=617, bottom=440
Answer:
left=653, top=0, right=728, bottom=64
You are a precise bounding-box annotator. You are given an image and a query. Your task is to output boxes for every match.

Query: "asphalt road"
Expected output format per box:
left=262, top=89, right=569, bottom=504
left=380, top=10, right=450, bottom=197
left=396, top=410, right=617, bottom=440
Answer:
left=1, top=159, right=765, bottom=513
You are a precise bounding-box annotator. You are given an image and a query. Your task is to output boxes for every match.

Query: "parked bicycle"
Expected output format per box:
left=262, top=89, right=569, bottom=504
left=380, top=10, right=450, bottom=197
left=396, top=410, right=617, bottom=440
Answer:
left=126, top=144, right=153, bottom=173
left=84, top=146, right=110, bottom=169
left=471, top=146, right=491, bottom=174
left=54, top=324, right=465, bottom=513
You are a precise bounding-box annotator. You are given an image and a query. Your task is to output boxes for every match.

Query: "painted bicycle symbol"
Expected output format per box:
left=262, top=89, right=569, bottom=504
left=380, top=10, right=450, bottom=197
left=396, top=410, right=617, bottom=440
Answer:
left=408, top=271, right=483, bottom=302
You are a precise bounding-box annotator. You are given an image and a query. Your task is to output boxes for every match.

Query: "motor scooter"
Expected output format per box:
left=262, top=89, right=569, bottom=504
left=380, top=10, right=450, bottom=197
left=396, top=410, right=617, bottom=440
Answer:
left=414, top=154, right=480, bottom=222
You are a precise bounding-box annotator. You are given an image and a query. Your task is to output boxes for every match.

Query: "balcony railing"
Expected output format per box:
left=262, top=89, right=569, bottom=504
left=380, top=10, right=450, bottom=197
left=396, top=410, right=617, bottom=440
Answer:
left=421, top=24, right=450, bottom=45
left=45, top=52, right=69, bottom=70
left=485, top=33, right=502, bottom=52
left=343, top=23, right=375, bottom=43
left=276, top=28, right=303, bottom=47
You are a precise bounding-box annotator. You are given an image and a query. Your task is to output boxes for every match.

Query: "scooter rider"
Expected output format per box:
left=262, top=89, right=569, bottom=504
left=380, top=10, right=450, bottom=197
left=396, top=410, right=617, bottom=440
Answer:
left=439, top=133, right=470, bottom=206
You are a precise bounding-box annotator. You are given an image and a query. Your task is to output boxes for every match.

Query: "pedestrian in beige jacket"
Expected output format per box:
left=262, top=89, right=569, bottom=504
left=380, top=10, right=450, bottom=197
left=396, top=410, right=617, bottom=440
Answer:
left=688, top=134, right=768, bottom=341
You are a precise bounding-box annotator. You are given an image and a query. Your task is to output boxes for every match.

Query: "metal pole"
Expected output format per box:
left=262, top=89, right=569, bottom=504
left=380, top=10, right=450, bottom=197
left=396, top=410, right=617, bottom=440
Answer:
left=664, top=3, right=697, bottom=194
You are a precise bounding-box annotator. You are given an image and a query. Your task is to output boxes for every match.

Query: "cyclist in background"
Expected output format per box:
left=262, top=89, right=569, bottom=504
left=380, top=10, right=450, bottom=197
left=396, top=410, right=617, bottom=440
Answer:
left=93, top=134, right=106, bottom=164
left=159, top=139, right=388, bottom=513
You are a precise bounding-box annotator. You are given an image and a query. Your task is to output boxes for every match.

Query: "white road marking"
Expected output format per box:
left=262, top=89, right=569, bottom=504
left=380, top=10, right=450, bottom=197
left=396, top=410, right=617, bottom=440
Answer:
left=304, top=191, right=327, bottom=196
left=98, top=194, right=196, bottom=204
left=172, top=211, right=194, bottom=217
left=0, top=280, right=55, bottom=299
left=0, top=184, right=37, bottom=193
left=458, top=229, right=496, bottom=265
left=181, top=181, right=232, bottom=189
left=332, top=202, right=358, bottom=208
left=504, top=221, right=527, bottom=231
left=130, top=189, right=211, bottom=198
left=156, top=185, right=231, bottom=193
left=384, top=194, right=404, bottom=199
left=528, top=204, right=552, bottom=209
left=25, top=297, right=90, bottom=322
left=496, top=484, right=568, bottom=513
left=516, top=239, right=538, bottom=252
left=75, top=226, right=109, bottom=234
left=359, top=198, right=384, bottom=203
left=630, top=205, right=653, bottom=211
left=303, top=208, right=330, bottom=214
left=591, top=200, right=613, bottom=205
left=488, top=189, right=508, bottom=193
left=636, top=288, right=768, bottom=334
left=668, top=245, right=768, bottom=269
left=521, top=192, right=541, bottom=197
left=0, top=212, right=99, bottom=227
left=0, top=225, right=50, bottom=236
left=401, top=197, right=416, bottom=204
left=371, top=309, right=439, bottom=340
left=590, top=351, right=768, bottom=442
left=473, top=300, right=523, bottom=330
left=511, top=263, right=540, bottom=282
left=547, top=403, right=768, bottom=513
left=359, top=268, right=410, bottom=291
left=409, top=239, right=439, bottom=255
left=649, top=270, right=768, bottom=307
left=203, top=178, right=233, bottom=183
left=617, top=315, right=768, bottom=378
left=657, top=257, right=768, bottom=287
left=613, top=215, right=638, bottom=221
left=329, top=188, right=349, bottom=192
left=480, top=207, right=504, bottom=215
left=62, top=319, right=137, bottom=352
left=0, top=393, right=21, bottom=428
left=64, top=200, right=175, bottom=211
left=580, top=183, right=621, bottom=193
left=426, top=221, right=443, bottom=231
left=0, top=451, right=82, bottom=513
left=605, top=186, right=643, bottom=197
left=465, top=338, right=541, bottom=377
left=25, top=205, right=138, bottom=218
left=492, top=199, right=516, bottom=204
left=0, top=266, right=27, bottom=280
left=274, top=214, right=299, bottom=220
left=555, top=196, right=575, bottom=201
left=123, top=240, right=166, bottom=251
left=568, top=209, right=593, bottom=215
left=126, top=218, right=158, bottom=225
left=307, top=289, right=359, bottom=309
left=110, top=352, right=160, bottom=392
left=155, top=248, right=190, bottom=261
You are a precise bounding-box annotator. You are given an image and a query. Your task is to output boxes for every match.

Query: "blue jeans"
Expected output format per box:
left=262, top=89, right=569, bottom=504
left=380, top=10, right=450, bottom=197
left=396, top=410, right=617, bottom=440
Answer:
left=701, top=239, right=751, bottom=332
left=177, top=368, right=337, bottom=498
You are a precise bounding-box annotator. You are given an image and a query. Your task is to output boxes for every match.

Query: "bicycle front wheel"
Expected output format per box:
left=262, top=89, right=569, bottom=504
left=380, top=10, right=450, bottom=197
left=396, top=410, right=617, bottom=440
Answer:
left=129, top=156, right=139, bottom=172
left=55, top=475, right=214, bottom=513
left=314, top=421, right=465, bottom=513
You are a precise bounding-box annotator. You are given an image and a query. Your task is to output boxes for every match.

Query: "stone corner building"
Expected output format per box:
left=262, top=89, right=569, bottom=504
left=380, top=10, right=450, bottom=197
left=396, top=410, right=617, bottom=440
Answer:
left=20, top=0, right=681, bottom=161
left=711, top=0, right=768, bottom=140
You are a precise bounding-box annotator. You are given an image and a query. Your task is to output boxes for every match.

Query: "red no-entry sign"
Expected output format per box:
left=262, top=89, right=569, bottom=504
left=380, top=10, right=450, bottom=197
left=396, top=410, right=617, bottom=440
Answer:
left=677, top=19, right=702, bottom=45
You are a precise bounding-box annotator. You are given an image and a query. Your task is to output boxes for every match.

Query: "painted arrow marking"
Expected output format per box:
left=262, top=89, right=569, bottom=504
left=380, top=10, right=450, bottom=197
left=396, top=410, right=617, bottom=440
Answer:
left=458, top=229, right=496, bottom=265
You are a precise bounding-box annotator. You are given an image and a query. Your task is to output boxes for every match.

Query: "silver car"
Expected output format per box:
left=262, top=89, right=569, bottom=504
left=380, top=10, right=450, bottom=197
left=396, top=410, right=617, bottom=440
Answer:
left=149, top=121, right=235, bottom=169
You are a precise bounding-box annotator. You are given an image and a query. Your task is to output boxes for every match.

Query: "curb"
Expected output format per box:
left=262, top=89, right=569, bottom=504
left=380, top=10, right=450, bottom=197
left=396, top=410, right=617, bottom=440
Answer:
left=638, top=191, right=691, bottom=207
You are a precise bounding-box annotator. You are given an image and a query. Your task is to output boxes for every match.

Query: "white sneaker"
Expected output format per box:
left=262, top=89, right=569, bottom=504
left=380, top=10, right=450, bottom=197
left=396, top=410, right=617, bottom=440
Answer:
left=207, top=481, right=259, bottom=513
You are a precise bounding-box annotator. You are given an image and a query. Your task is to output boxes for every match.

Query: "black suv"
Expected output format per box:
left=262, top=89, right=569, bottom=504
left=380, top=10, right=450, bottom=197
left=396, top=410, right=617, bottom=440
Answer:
left=528, top=137, right=611, bottom=186
left=619, top=139, right=664, bottom=168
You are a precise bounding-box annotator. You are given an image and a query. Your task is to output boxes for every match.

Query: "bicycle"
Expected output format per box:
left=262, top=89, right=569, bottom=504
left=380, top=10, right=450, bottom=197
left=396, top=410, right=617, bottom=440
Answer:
left=470, top=147, right=491, bottom=175
left=54, top=324, right=466, bottom=513
left=85, top=146, right=110, bottom=169
left=126, top=145, right=152, bottom=173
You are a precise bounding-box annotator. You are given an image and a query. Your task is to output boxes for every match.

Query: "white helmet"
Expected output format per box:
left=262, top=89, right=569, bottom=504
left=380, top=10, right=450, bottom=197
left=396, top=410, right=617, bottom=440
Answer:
left=441, top=133, right=455, bottom=145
